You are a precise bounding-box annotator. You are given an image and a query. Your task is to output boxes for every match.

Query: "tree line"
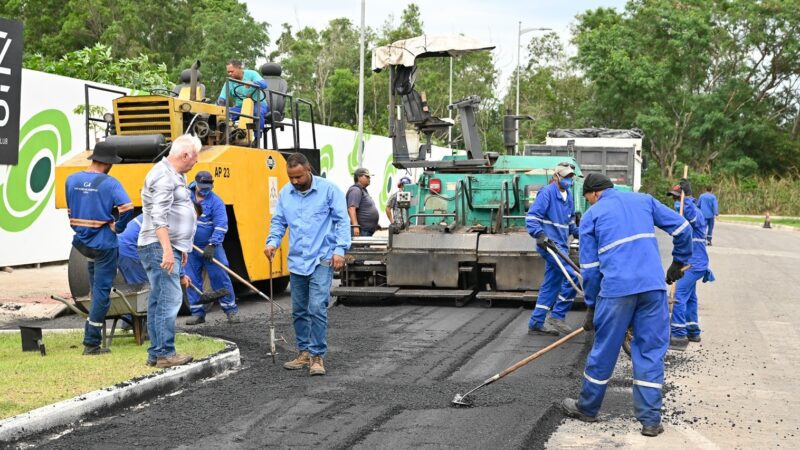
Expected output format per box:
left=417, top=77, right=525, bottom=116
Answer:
left=4, top=0, right=799, bottom=182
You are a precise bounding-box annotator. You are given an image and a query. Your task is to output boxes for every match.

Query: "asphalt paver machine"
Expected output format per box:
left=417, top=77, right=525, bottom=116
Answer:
left=333, top=35, right=585, bottom=307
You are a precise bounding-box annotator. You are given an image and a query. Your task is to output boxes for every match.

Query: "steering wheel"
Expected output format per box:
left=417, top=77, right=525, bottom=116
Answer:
left=231, top=84, right=266, bottom=102
left=149, top=88, right=178, bottom=97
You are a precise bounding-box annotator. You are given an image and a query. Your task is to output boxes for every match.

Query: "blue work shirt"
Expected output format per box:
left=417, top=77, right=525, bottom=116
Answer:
left=525, top=182, right=578, bottom=251
left=266, top=176, right=351, bottom=276
left=697, top=192, right=718, bottom=219
left=218, top=69, right=268, bottom=109
left=681, top=198, right=709, bottom=271
left=65, top=171, right=134, bottom=249
left=117, top=214, right=143, bottom=260
left=190, top=187, right=228, bottom=247
left=579, top=188, right=692, bottom=306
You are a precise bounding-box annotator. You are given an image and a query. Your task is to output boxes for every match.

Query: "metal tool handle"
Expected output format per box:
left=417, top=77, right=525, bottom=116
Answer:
left=192, top=245, right=285, bottom=313
left=545, top=246, right=584, bottom=296
left=542, top=240, right=581, bottom=274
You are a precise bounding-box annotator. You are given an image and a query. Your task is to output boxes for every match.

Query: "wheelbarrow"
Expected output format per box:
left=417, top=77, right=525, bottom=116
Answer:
left=52, top=283, right=149, bottom=347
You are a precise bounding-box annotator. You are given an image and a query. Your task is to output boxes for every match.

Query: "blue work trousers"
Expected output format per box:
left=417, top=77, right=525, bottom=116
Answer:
left=185, top=246, right=237, bottom=317
left=529, top=248, right=579, bottom=328
left=706, top=217, right=715, bottom=241
left=578, top=289, right=669, bottom=427
left=139, top=243, right=183, bottom=361
left=289, top=263, right=334, bottom=357
left=671, top=268, right=705, bottom=338
left=118, top=255, right=148, bottom=285
left=79, top=245, right=119, bottom=347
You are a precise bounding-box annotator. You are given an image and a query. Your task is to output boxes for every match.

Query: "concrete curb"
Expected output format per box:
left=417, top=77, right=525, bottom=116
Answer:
left=718, top=219, right=799, bottom=232
left=0, top=334, right=240, bottom=444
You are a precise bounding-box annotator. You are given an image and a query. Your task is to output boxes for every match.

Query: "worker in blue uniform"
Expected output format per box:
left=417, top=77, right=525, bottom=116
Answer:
left=525, top=162, right=581, bottom=335
left=561, top=173, right=693, bottom=437
left=697, top=185, right=719, bottom=246
left=185, top=171, right=239, bottom=324
left=117, top=214, right=148, bottom=284
left=65, top=141, right=134, bottom=355
left=667, top=182, right=712, bottom=347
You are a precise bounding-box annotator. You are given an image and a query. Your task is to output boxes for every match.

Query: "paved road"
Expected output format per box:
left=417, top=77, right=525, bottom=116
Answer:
left=16, top=294, right=591, bottom=449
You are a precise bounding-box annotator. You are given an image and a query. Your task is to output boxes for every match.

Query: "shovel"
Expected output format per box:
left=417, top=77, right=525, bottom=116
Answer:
left=452, top=327, right=585, bottom=407
left=187, top=282, right=230, bottom=305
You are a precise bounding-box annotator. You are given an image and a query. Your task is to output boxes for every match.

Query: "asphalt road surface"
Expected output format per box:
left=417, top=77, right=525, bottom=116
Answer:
left=9, top=221, right=800, bottom=448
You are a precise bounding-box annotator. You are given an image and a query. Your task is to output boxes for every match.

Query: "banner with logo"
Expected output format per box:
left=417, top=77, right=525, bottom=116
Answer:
left=0, top=18, right=23, bottom=165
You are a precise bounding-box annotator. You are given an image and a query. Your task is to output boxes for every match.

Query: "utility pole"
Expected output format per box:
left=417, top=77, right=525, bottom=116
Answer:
left=516, top=23, right=551, bottom=153
left=357, top=0, right=366, bottom=168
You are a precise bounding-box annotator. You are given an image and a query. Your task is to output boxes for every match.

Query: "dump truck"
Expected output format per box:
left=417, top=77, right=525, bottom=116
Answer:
left=55, top=64, right=319, bottom=299
left=332, top=35, right=586, bottom=307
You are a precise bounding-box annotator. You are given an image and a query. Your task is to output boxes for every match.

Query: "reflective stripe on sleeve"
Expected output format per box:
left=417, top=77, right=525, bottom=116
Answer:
left=214, top=227, right=228, bottom=232
left=671, top=221, right=690, bottom=236
left=692, top=238, right=706, bottom=243
left=584, top=371, right=610, bottom=385
left=526, top=215, right=570, bottom=229
left=633, top=379, right=662, bottom=389
left=580, top=261, right=600, bottom=269
left=117, top=202, right=134, bottom=213
left=598, top=233, right=656, bottom=254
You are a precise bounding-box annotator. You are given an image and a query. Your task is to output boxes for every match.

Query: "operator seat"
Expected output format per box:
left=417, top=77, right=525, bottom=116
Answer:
left=172, top=69, right=206, bottom=100
left=260, top=62, right=288, bottom=123
left=394, top=66, right=452, bottom=134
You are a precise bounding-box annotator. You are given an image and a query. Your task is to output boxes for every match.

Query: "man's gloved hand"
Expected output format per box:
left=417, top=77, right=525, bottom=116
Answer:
left=583, top=307, right=595, bottom=331
left=665, top=260, right=685, bottom=285
left=535, top=233, right=551, bottom=248
left=203, top=244, right=216, bottom=261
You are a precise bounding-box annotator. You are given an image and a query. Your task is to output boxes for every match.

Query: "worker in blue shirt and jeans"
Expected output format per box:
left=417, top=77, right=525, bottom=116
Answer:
left=265, top=153, right=351, bottom=377
left=65, top=141, right=134, bottom=355
left=561, top=173, right=693, bottom=438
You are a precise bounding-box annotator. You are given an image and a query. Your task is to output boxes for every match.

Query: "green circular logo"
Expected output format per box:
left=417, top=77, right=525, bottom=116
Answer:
left=0, top=110, right=72, bottom=232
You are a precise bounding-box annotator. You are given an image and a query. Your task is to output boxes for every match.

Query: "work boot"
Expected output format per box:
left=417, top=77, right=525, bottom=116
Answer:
left=669, top=336, right=689, bottom=351
left=309, top=355, right=326, bottom=376
left=146, top=358, right=156, bottom=367
left=283, top=351, right=311, bottom=370
left=641, top=423, right=664, bottom=437
left=560, top=398, right=598, bottom=422
left=687, top=335, right=701, bottom=343
left=545, top=317, right=572, bottom=335
left=528, top=324, right=559, bottom=336
left=185, top=315, right=205, bottom=325
left=83, top=345, right=110, bottom=356
left=226, top=312, right=241, bottom=324
left=156, top=354, right=193, bottom=369
left=706, top=240, right=712, bottom=247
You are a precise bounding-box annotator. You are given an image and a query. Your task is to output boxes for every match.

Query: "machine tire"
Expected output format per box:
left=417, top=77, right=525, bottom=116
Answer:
left=67, top=247, right=91, bottom=313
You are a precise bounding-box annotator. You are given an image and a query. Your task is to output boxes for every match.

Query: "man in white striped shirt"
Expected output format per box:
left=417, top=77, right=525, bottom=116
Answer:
left=138, top=134, right=200, bottom=369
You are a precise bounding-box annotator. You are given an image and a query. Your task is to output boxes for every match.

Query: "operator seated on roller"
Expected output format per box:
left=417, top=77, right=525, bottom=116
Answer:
left=65, top=141, right=134, bottom=355
left=666, top=180, right=713, bottom=349
left=185, top=171, right=240, bottom=325
left=217, top=59, right=268, bottom=142
left=561, top=173, right=692, bottom=437
left=525, top=162, right=581, bottom=336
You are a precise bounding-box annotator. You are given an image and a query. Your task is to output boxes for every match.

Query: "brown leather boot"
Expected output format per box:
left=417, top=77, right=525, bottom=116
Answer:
left=283, top=351, right=311, bottom=370
left=156, top=354, right=193, bottom=369
left=309, top=355, right=326, bottom=376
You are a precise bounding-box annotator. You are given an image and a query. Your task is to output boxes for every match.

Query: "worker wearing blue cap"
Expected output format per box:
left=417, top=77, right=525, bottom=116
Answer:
left=386, top=176, right=414, bottom=229
left=185, top=170, right=239, bottom=324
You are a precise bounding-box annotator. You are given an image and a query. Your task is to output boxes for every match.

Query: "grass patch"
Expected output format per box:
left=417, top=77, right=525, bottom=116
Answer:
left=719, top=216, right=800, bottom=228
left=0, top=330, right=226, bottom=420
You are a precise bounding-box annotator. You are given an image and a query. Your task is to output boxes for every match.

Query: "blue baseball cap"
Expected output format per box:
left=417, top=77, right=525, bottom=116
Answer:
left=195, top=171, right=214, bottom=189
left=398, top=176, right=413, bottom=186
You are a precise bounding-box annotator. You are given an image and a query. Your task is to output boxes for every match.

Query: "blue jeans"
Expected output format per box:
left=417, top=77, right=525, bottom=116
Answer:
left=529, top=246, right=579, bottom=327
left=578, top=290, right=669, bottom=426
left=289, top=263, right=334, bottom=357
left=185, top=246, right=237, bottom=317
left=79, top=245, right=119, bottom=347
left=138, top=242, right=183, bottom=360
left=672, top=268, right=705, bottom=337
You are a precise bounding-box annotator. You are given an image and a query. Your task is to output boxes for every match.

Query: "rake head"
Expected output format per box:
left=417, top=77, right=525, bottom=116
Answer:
left=197, top=288, right=231, bottom=305
left=451, top=393, right=474, bottom=407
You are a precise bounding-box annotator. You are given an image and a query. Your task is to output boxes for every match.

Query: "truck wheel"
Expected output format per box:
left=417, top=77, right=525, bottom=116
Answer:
left=67, top=247, right=90, bottom=313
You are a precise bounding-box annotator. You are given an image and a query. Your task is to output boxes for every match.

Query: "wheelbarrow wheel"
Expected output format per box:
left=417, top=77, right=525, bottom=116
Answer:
left=67, top=247, right=91, bottom=313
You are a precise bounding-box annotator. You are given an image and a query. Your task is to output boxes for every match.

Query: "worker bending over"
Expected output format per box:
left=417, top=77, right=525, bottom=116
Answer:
left=561, top=173, right=692, bottom=437
left=525, top=162, right=581, bottom=335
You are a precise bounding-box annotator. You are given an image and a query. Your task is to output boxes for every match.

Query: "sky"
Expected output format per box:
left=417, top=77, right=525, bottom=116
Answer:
left=242, top=0, right=628, bottom=97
